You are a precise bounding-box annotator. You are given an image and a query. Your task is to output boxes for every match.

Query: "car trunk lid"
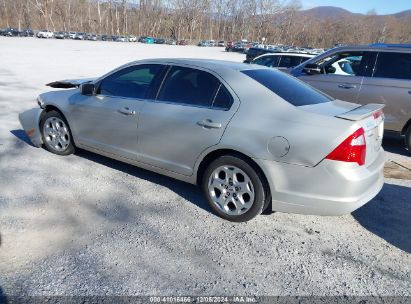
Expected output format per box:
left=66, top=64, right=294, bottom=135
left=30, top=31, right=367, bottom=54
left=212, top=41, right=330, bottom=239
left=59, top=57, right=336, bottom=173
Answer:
left=300, top=101, right=385, bottom=166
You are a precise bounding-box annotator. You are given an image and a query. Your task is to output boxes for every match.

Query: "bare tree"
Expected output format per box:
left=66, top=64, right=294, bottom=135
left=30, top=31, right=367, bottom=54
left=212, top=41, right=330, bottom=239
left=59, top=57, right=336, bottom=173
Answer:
left=1, top=0, right=410, bottom=47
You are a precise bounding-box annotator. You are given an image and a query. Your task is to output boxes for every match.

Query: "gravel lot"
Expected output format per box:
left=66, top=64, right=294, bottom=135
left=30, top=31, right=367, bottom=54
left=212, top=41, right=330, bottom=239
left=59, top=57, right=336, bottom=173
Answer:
left=0, top=37, right=410, bottom=297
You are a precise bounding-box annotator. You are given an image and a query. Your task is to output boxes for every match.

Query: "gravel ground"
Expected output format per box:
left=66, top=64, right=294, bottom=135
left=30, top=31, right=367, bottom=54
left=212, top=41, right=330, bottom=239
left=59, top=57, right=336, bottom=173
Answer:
left=0, top=37, right=410, bottom=297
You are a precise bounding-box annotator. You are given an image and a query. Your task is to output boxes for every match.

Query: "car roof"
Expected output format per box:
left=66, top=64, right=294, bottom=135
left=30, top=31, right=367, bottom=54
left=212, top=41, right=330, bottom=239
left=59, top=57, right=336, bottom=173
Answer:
left=131, top=58, right=263, bottom=72
left=326, top=44, right=411, bottom=53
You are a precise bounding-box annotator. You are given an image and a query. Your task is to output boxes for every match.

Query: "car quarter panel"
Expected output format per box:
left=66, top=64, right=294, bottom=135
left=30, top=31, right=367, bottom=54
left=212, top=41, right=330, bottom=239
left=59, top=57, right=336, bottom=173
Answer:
left=218, top=71, right=356, bottom=167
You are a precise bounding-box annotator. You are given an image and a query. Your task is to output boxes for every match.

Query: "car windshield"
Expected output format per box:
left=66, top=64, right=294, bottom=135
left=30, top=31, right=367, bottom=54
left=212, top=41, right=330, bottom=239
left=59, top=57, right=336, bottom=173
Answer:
left=242, top=69, right=333, bottom=106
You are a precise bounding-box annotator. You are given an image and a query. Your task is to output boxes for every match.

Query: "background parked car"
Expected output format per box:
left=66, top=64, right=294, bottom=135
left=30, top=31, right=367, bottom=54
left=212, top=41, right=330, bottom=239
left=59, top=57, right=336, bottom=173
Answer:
left=54, top=31, right=69, bottom=39
left=218, top=40, right=225, bottom=47
left=251, top=53, right=314, bottom=71
left=74, top=32, right=85, bottom=40
left=128, top=35, right=137, bottom=42
left=2, top=28, right=21, bottom=37
left=101, top=35, right=114, bottom=41
left=198, top=40, right=210, bottom=47
left=20, top=29, right=34, bottom=37
left=138, top=36, right=155, bottom=44
left=166, top=39, right=177, bottom=45
left=228, top=42, right=246, bottom=53
left=178, top=39, right=188, bottom=45
left=225, top=41, right=234, bottom=51
left=245, top=47, right=276, bottom=63
left=155, top=38, right=166, bottom=44
left=291, top=43, right=411, bottom=152
left=115, top=36, right=128, bottom=42
left=86, top=34, right=98, bottom=41
left=68, top=32, right=77, bottom=39
left=37, top=30, right=54, bottom=38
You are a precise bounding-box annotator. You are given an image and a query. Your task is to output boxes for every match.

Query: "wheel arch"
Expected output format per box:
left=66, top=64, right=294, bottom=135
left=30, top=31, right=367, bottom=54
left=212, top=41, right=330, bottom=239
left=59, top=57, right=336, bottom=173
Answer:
left=40, top=105, right=77, bottom=147
left=196, top=148, right=272, bottom=197
left=43, top=104, right=64, bottom=115
left=401, top=117, right=411, bottom=135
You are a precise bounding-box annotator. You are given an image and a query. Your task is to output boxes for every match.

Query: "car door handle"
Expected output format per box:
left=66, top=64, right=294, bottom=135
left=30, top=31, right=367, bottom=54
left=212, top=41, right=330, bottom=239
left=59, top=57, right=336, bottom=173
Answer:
left=197, top=119, right=222, bottom=129
left=118, top=107, right=136, bottom=115
left=338, top=84, right=356, bottom=89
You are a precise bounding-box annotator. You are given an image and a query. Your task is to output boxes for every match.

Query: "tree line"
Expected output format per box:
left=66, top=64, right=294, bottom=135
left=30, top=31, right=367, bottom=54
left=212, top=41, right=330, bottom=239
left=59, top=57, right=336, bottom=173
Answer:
left=1, top=0, right=410, bottom=48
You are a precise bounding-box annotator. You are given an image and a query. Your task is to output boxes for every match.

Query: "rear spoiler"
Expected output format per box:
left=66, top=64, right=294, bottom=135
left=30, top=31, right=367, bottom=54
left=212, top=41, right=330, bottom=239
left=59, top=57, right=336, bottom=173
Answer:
left=336, top=103, right=385, bottom=121
left=46, top=78, right=96, bottom=89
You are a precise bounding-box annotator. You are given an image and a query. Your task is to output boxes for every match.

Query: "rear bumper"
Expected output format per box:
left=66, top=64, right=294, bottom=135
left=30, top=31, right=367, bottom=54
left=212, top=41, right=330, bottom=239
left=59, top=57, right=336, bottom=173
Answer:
left=254, top=150, right=385, bottom=216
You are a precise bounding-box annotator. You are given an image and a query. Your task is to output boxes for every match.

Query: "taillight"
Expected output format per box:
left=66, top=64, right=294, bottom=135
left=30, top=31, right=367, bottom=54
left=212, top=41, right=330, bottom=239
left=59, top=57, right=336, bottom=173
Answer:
left=373, top=109, right=384, bottom=120
left=326, top=128, right=366, bottom=166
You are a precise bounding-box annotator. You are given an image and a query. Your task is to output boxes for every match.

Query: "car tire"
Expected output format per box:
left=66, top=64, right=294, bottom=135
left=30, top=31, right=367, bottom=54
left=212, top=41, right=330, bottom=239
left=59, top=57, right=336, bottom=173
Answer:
left=202, top=155, right=269, bottom=222
left=405, top=125, right=411, bottom=153
left=40, top=110, right=75, bottom=156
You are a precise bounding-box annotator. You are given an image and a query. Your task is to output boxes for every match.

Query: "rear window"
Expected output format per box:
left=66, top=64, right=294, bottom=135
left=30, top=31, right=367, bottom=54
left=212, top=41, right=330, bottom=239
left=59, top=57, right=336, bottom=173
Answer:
left=242, top=69, right=333, bottom=106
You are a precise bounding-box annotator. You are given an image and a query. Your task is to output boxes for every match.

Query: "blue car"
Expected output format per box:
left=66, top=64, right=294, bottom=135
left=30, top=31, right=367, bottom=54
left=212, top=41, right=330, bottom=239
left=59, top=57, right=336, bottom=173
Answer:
left=139, top=36, right=155, bottom=44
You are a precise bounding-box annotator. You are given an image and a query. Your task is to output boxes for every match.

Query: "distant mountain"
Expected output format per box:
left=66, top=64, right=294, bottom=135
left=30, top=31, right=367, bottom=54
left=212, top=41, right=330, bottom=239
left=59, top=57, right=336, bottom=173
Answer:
left=390, top=9, right=411, bottom=19
left=302, top=6, right=362, bottom=19
left=299, top=6, right=411, bottom=20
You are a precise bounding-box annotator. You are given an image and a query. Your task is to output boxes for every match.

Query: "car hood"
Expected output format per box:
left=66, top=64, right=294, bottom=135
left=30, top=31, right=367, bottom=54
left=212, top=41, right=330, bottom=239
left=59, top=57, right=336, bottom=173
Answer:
left=46, top=78, right=96, bottom=89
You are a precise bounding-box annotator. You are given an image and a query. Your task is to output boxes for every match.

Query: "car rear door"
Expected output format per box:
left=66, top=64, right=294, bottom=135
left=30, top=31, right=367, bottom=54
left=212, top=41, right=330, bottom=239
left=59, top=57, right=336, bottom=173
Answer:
left=297, top=51, right=373, bottom=102
left=69, top=64, right=166, bottom=160
left=356, top=51, right=411, bottom=132
left=137, top=65, right=239, bottom=176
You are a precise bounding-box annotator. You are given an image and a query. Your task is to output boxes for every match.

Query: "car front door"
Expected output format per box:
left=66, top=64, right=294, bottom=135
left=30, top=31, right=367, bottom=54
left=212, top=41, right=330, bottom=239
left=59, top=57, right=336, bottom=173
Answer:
left=69, top=64, right=165, bottom=159
left=297, top=51, right=373, bottom=102
left=357, top=51, right=411, bottom=132
left=137, top=65, right=239, bottom=176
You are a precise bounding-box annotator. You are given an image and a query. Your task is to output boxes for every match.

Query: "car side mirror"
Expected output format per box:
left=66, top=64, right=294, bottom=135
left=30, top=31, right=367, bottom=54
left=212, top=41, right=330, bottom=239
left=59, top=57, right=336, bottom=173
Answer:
left=80, top=83, right=95, bottom=96
left=303, top=63, right=322, bottom=75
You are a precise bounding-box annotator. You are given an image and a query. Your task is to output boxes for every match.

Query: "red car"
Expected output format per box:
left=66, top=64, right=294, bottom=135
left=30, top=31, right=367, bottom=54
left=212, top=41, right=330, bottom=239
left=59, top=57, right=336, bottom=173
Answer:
left=225, top=41, right=234, bottom=51
left=178, top=40, right=188, bottom=45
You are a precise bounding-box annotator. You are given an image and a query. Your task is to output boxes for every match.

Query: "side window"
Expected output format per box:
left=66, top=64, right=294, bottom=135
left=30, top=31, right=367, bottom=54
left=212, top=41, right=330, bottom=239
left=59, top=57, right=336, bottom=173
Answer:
left=373, top=52, right=411, bottom=80
left=157, top=66, right=220, bottom=107
left=315, top=52, right=369, bottom=76
left=212, top=85, right=234, bottom=110
left=278, top=56, right=304, bottom=68
left=98, top=64, right=162, bottom=98
left=253, top=56, right=278, bottom=67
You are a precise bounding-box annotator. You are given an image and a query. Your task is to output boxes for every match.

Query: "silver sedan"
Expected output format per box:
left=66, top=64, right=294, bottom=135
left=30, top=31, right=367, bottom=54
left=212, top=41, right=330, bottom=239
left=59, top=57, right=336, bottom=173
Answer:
left=19, top=59, right=385, bottom=221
